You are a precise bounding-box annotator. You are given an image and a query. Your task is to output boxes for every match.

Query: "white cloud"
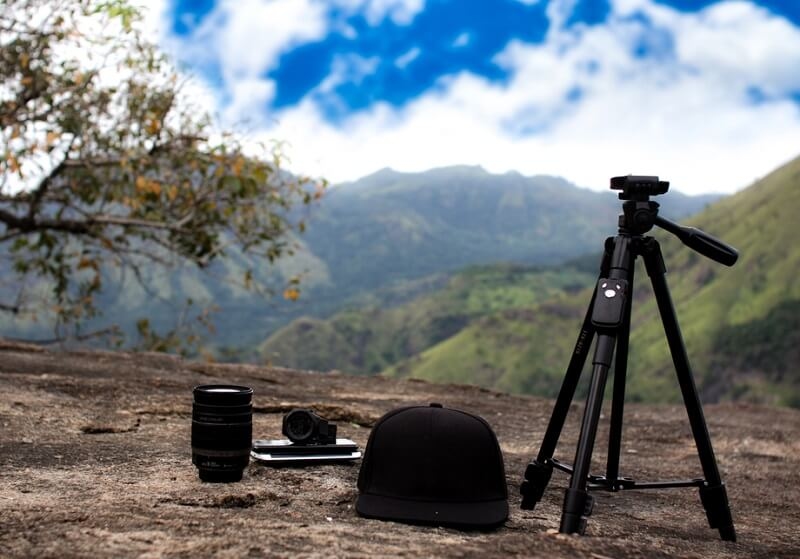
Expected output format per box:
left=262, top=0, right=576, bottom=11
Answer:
left=452, top=32, right=471, bottom=48
left=546, top=0, right=579, bottom=34
left=163, top=0, right=328, bottom=117
left=317, top=54, right=380, bottom=100
left=162, top=0, right=800, bottom=195
left=395, top=47, right=421, bottom=68
left=161, top=0, right=426, bottom=123
left=328, top=0, right=425, bottom=25
left=220, top=0, right=328, bottom=80
left=222, top=78, right=277, bottom=126
left=165, top=0, right=328, bottom=84
left=669, top=2, right=800, bottom=95
left=352, top=0, right=426, bottom=25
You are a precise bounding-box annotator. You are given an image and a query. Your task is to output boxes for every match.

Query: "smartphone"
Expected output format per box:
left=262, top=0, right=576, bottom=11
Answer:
left=251, top=438, right=361, bottom=464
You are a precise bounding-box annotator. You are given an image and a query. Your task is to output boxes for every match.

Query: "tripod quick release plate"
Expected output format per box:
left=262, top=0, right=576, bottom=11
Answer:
left=611, top=175, right=669, bottom=201
left=591, top=279, right=628, bottom=329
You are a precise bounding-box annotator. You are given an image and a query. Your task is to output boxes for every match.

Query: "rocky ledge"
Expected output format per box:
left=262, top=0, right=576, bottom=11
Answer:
left=0, top=342, right=798, bottom=558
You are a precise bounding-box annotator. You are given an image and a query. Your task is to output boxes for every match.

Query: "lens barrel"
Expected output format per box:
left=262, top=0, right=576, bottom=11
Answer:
left=191, top=385, right=253, bottom=482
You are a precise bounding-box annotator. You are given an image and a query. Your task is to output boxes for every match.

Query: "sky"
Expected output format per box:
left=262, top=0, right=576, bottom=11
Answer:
left=149, top=0, right=800, bottom=194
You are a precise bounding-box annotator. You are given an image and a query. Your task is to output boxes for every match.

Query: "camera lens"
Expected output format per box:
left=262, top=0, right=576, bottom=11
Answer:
left=191, top=385, right=253, bottom=482
left=283, top=409, right=315, bottom=443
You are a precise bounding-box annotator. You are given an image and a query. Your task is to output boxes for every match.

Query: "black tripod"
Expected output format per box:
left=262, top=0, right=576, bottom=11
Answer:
left=520, top=176, right=738, bottom=541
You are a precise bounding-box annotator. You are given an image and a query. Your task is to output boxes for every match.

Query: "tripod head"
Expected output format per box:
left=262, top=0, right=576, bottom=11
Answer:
left=612, top=175, right=739, bottom=267
left=611, top=175, right=669, bottom=201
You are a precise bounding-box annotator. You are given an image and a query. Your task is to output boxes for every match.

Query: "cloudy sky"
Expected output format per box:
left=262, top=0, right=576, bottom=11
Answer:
left=152, top=0, right=800, bottom=194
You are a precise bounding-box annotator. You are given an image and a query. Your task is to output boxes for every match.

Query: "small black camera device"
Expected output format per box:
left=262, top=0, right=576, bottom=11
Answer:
left=282, top=408, right=337, bottom=445
left=252, top=409, right=360, bottom=465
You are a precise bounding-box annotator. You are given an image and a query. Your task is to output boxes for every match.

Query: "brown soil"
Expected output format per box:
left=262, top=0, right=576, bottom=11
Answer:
left=0, top=341, right=798, bottom=558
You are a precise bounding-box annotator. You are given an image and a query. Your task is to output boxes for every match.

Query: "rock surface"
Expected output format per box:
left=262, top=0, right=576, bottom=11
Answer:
left=0, top=341, right=798, bottom=558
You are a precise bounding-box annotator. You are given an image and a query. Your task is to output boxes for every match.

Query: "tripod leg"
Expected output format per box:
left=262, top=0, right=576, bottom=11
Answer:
left=521, top=240, right=614, bottom=510
left=605, top=253, right=635, bottom=486
left=642, top=239, right=736, bottom=542
left=520, top=286, right=597, bottom=509
left=560, top=335, right=615, bottom=534
left=561, top=235, right=633, bottom=534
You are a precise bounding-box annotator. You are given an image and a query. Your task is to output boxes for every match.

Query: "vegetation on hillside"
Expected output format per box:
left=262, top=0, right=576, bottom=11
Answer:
left=625, top=154, right=800, bottom=405
left=260, top=156, right=800, bottom=407
left=260, top=264, right=593, bottom=375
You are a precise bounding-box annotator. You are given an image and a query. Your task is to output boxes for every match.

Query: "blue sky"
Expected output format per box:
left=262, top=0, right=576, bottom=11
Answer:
left=152, top=0, right=800, bottom=193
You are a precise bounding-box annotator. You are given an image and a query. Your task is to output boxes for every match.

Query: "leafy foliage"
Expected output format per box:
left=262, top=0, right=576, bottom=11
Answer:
left=0, top=0, right=322, bottom=342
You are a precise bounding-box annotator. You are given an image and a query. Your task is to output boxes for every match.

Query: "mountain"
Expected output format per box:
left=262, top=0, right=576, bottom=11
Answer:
left=260, top=156, right=800, bottom=407
left=249, top=167, right=715, bottom=350
left=0, top=166, right=718, bottom=355
left=295, top=166, right=718, bottom=299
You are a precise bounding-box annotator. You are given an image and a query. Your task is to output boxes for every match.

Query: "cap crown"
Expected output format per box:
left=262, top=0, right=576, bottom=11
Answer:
left=357, top=404, right=507, bottom=526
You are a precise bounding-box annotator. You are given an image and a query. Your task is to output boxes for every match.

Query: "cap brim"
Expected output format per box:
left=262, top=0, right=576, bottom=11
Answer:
left=356, top=494, right=508, bottom=530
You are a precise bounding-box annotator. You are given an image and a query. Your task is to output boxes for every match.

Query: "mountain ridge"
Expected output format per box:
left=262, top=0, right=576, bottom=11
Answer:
left=260, top=156, right=800, bottom=406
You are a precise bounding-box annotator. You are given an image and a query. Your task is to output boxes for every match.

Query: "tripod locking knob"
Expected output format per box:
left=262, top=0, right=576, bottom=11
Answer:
left=591, top=279, right=628, bottom=329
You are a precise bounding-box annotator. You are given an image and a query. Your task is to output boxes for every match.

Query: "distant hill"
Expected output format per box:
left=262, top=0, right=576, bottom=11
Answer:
left=259, top=264, right=594, bottom=375
left=260, top=157, right=800, bottom=407
left=0, top=166, right=719, bottom=355
left=295, top=166, right=718, bottom=299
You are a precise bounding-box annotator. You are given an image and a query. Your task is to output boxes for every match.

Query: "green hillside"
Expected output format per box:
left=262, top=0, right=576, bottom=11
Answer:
left=385, top=296, right=589, bottom=396
left=259, top=264, right=593, bottom=374
left=248, top=167, right=714, bottom=352
left=626, top=154, right=800, bottom=405
left=387, top=156, right=800, bottom=407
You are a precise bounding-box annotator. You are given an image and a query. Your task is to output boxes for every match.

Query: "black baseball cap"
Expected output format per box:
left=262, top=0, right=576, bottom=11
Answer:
left=356, top=403, right=508, bottom=530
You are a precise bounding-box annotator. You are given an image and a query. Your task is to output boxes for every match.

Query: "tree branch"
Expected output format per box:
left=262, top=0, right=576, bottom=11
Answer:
left=0, top=208, right=91, bottom=234
left=0, top=206, right=195, bottom=237
left=0, top=301, right=20, bottom=313
left=90, top=213, right=193, bottom=231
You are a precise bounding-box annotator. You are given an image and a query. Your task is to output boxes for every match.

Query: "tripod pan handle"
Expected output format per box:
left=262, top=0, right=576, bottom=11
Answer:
left=654, top=217, right=739, bottom=267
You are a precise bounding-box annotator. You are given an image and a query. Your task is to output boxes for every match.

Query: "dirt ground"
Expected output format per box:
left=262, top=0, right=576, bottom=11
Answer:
left=0, top=341, right=798, bottom=558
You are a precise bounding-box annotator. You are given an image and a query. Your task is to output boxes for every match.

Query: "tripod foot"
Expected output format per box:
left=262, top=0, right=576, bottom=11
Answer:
left=520, top=460, right=553, bottom=510
left=699, top=483, right=736, bottom=542
left=559, top=488, right=594, bottom=535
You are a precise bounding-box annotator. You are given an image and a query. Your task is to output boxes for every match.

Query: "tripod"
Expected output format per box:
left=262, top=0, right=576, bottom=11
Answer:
left=520, top=176, right=738, bottom=541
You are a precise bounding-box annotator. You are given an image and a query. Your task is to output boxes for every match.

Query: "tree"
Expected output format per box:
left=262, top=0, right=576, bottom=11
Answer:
left=0, top=0, right=323, bottom=345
